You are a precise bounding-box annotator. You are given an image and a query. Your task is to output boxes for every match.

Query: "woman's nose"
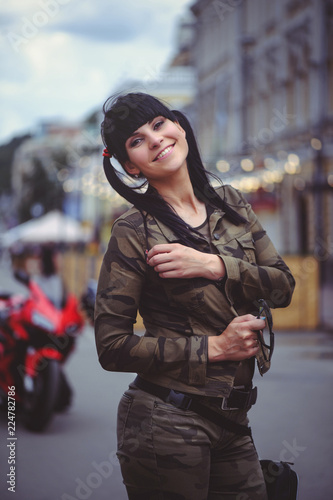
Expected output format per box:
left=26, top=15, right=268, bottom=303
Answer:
left=148, top=133, right=163, bottom=149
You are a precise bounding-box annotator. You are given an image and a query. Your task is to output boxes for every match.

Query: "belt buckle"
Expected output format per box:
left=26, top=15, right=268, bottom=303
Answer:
left=220, top=386, right=247, bottom=411
left=220, top=396, right=239, bottom=411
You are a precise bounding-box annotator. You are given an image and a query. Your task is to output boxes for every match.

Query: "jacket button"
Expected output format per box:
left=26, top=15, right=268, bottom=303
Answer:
left=213, top=233, right=220, bottom=240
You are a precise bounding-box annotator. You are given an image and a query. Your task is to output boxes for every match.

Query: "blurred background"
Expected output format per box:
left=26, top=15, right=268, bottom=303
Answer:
left=1, top=0, right=332, bottom=330
left=0, top=1, right=333, bottom=499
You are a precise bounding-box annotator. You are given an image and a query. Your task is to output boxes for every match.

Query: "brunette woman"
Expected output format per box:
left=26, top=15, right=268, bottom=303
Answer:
left=95, top=92, right=295, bottom=499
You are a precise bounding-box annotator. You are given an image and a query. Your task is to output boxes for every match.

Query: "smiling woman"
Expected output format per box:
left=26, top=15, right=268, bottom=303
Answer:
left=100, top=92, right=247, bottom=246
left=123, top=116, right=189, bottom=188
left=95, top=91, right=295, bottom=499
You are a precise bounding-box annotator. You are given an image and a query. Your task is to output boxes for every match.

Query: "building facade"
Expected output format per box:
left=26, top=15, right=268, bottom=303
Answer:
left=188, top=0, right=333, bottom=327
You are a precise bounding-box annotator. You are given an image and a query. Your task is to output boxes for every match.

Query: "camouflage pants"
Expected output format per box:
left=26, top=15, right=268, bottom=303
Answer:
left=116, top=383, right=267, bottom=500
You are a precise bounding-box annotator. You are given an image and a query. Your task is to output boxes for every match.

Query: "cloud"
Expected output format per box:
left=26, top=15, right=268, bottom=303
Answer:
left=0, top=0, right=193, bottom=143
left=2, top=0, right=189, bottom=46
left=46, top=0, right=149, bottom=43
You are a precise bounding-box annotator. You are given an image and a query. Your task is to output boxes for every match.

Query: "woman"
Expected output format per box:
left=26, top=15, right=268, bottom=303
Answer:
left=95, top=92, right=295, bottom=499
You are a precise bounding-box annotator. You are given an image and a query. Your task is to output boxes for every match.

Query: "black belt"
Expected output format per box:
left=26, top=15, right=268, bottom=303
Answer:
left=134, top=376, right=257, bottom=437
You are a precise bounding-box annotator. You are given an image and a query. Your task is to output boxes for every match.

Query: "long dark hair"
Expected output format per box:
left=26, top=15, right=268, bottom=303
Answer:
left=101, top=92, right=246, bottom=248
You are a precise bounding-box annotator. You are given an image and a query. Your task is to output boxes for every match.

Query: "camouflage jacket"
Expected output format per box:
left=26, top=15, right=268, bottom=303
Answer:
left=94, top=185, right=295, bottom=398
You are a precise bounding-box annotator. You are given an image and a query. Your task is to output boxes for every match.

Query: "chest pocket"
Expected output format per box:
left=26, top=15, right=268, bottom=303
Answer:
left=235, top=233, right=257, bottom=264
left=214, top=232, right=257, bottom=264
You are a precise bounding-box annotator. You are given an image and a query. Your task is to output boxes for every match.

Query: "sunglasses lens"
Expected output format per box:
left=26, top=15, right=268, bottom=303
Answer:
left=257, top=300, right=274, bottom=362
left=261, top=326, right=271, bottom=347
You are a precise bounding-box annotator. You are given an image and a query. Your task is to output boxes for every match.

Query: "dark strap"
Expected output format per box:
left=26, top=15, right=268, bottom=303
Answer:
left=226, top=386, right=257, bottom=409
left=134, top=376, right=252, bottom=437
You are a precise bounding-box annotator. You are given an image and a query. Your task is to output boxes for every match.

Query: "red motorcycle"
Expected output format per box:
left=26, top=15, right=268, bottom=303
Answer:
left=0, top=270, right=84, bottom=431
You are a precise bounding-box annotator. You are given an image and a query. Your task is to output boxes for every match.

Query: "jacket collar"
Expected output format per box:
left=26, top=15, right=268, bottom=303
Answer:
left=145, top=204, right=225, bottom=244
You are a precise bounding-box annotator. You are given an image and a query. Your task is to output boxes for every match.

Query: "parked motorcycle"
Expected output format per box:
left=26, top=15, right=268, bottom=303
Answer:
left=0, top=270, right=84, bottom=431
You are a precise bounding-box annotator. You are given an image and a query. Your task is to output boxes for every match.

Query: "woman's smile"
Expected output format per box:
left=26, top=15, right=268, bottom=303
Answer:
left=153, top=144, right=175, bottom=161
left=123, top=117, right=188, bottom=183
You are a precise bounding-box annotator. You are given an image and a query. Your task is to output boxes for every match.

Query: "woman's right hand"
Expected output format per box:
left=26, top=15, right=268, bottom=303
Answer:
left=208, top=315, right=266, bottom=362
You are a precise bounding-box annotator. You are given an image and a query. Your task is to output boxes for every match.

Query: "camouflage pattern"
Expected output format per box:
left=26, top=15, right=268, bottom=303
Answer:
left=95, top=184, right=295, bottom=397
left=116, top=383, right=268, bottom=499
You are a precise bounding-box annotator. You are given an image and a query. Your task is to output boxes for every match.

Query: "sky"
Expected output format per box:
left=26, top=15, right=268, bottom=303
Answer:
left=0, top=0, right=193, bottom=145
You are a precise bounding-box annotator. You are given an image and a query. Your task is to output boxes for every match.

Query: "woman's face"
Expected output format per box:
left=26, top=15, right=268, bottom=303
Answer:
left=123, top=116, right=188, bottom=184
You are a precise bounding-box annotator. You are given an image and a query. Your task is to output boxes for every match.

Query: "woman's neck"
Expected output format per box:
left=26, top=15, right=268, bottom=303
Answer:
left=159, top=186, right=207, bottom=228
left=168, top=199, right=207, bottom=228
left=149, top=165, right=207, bottom=227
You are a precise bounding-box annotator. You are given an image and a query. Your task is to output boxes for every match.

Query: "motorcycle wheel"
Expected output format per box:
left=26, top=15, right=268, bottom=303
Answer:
left=54, top=371, right=72, bottom=412
left=23, top=359, right=61, bottom=432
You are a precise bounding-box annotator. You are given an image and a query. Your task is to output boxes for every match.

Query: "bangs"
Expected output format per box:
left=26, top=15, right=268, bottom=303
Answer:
left=101, top=93, right=177, bottom=163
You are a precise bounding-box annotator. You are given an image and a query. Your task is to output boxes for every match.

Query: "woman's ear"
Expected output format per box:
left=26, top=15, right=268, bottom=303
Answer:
left=123, top=161, right=141, bottom=176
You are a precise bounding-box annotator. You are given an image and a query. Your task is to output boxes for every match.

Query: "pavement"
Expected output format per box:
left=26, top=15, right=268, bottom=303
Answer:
left=0, top=258, right=333, bottom=499
left=250, top=330, right=333, bottom=499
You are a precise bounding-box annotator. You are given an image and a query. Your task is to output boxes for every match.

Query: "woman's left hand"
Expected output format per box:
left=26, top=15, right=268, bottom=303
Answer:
left=146, top=243, right=226, bottom=280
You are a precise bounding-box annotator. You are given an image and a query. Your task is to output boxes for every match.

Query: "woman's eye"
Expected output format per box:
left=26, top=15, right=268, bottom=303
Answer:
left=130, top=138, right=142, bottom=148
left=154, top=120, right=164, bottom=130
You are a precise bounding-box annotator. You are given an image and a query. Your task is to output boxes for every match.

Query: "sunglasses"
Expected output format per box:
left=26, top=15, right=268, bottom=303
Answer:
left=256, top=299, right=275, bottom=363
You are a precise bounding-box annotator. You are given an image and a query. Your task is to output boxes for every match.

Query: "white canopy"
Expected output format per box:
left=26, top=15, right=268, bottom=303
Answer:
left=2, top=211, right=91, bottom=247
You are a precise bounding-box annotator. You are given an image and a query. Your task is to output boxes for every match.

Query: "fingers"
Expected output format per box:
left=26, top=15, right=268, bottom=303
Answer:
left=146, top=244, right=199, bottom=279
left=230, top=314, right=256, bottom=324
left=208, top=333, right=260, bottom=362
left=147, top=244, right=176, bottom=260
left=245, top=337, right=260, bottom=349
left=146, top=246, right=176, bottom=277
left=220, top=315, right=266, bottom=361
left=248, top=317, right=266, bottom=332
left=230, top=315, right=266, bottom=332
left=146, top=245, right=175, bottom=269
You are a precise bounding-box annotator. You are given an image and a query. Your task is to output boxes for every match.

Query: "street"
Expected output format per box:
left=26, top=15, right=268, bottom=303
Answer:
left=0, top=322, right=133, bottom=500
left=0, top=263, right=333, bottom=499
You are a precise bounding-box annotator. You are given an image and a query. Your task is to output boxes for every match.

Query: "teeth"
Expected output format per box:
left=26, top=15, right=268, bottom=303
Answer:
left=156, top=146, right=172, bottom=160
